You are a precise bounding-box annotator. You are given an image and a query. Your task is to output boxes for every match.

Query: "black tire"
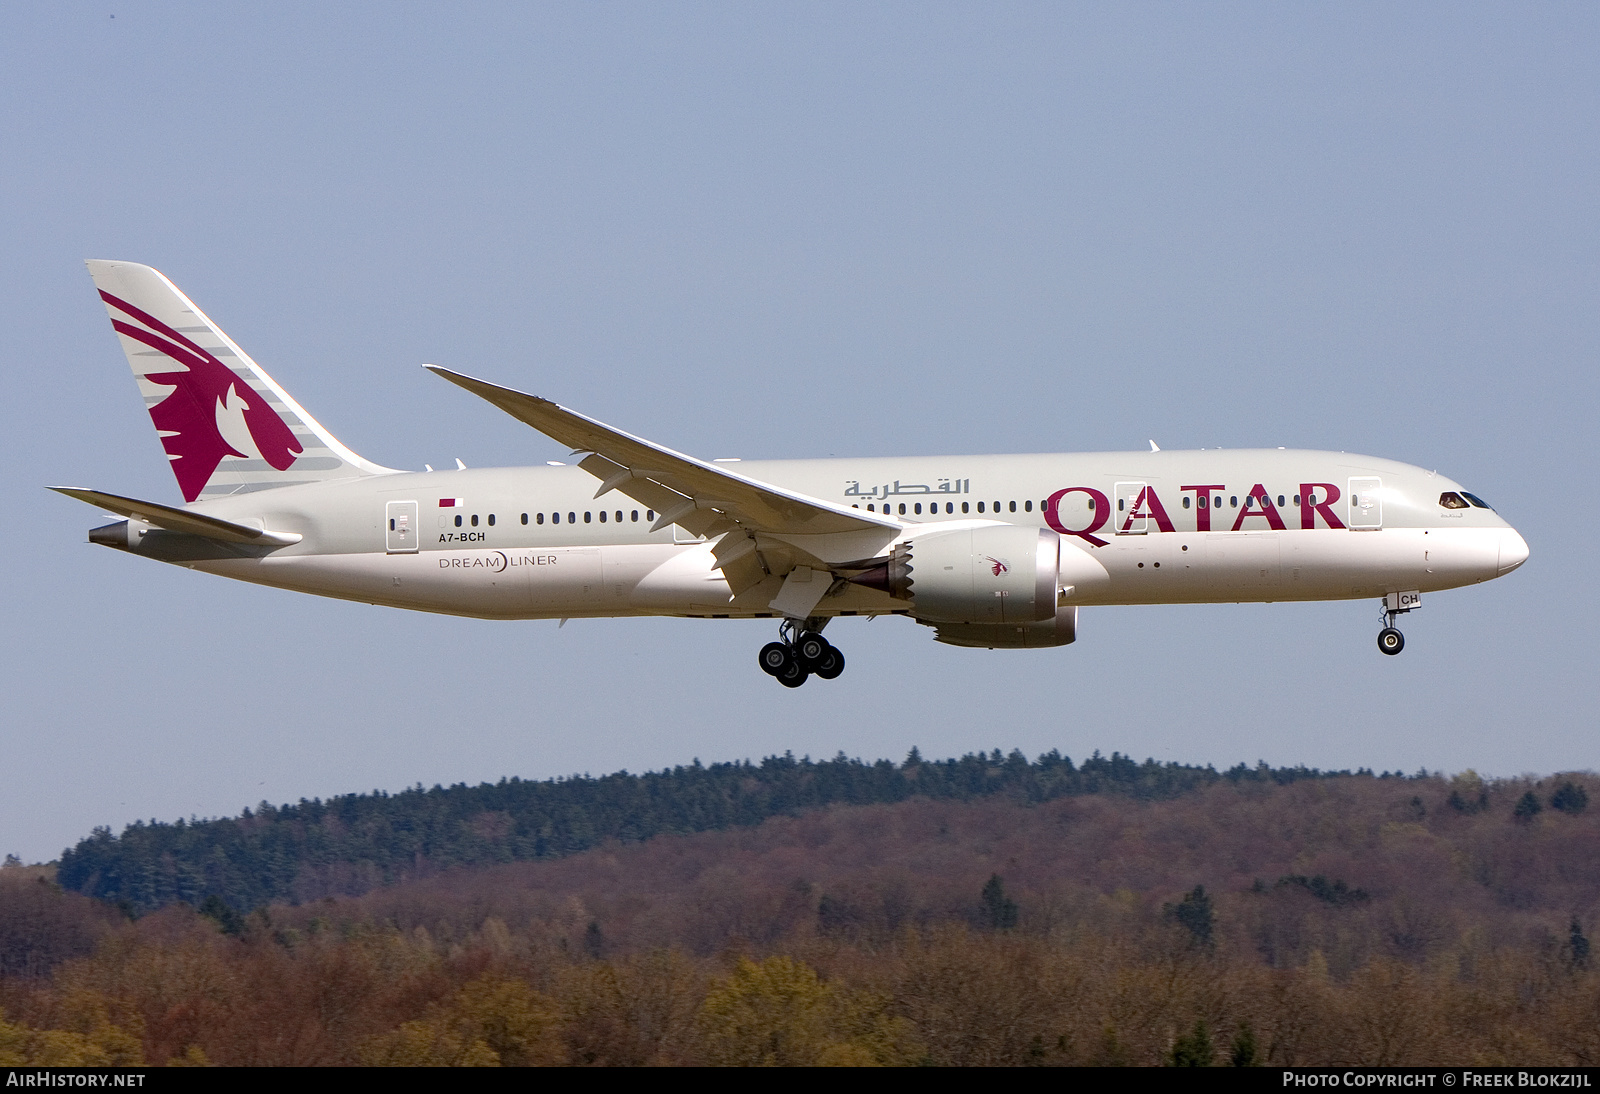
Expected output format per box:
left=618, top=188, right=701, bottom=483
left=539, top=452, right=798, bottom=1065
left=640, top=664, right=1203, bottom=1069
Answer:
left=813, top=648, right=845, bottom=680
left=758, top=642, right=792, bottom=676
left=777, top=660, right=809, bottom=688
left=1378, top=627, right=1405, bottom=655
left=796, top=632, right=830, bottom=668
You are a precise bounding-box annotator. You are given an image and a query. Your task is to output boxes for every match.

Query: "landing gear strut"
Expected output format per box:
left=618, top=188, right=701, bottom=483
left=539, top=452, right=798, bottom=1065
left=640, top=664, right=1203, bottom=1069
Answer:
left=757, top=619, right=846, bottom=687
left=1376, top=595, right=1416, bottom=656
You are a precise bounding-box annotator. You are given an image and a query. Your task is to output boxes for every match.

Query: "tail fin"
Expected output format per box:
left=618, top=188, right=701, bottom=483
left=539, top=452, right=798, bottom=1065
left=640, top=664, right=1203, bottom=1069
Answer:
left=86, top=261, right=393, bottom=502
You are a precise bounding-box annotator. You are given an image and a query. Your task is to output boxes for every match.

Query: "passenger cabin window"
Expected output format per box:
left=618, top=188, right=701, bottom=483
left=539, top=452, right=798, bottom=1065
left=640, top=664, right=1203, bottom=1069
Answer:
left=1230, top=496, right=1238, bottom=508
left=962, top=502, right=969, bottom=513
left=1009, top=501, right=1017, bottom=513
left=599, top=510, right=607, bottom=522
left=1182, top=496, right=1191, bottom=509
left=569, top=512, right=576, bottom=523
left=488, top=514, right=495, bottom=526
left=632, top=510, right=640, bottom=522
left=584, top=511, right=592, bottom=523
left=471, top=514, right=479, bottom=527
left=1439, top=492, right=1470, bottom=510
left=1025, top=500, right=1033, bottom=512
left=454, top=515, right=463, bottom=527
left=1277, top=495, right=1285, bottom=507
left=521, top=513, right=528, bottom=525
left=537, top=513, right=544, bottom=525
left=977, top=502, right=985, bottom=513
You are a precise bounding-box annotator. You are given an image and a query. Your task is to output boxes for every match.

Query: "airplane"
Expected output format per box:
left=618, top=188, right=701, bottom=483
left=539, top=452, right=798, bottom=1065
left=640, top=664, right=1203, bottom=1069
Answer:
left=56, top=261, right=1529, bottom=687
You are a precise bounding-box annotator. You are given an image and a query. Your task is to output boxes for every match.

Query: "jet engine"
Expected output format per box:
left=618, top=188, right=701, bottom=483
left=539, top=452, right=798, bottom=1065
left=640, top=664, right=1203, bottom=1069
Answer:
left=851, top=524, right=1061, bottom=622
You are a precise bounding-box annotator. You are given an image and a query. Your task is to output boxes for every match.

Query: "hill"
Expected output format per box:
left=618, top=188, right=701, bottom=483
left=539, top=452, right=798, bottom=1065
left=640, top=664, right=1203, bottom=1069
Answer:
left=56, top=749, right=1348, bottom=915
left=3, top=761, right=1596, bottom=1065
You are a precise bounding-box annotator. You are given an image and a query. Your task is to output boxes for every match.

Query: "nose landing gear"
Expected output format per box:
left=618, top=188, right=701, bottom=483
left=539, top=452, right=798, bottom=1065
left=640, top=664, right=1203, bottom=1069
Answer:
left=1376, top=593, right=1418, bottom=655
left=757, top=620, right=846, bottom=687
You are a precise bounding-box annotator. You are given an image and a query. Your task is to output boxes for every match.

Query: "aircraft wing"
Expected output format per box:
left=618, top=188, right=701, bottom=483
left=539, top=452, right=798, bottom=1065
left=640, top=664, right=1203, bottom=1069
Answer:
left=50, top=487, right=302, bottom=546
left=426, top=367, right=898, bottom=542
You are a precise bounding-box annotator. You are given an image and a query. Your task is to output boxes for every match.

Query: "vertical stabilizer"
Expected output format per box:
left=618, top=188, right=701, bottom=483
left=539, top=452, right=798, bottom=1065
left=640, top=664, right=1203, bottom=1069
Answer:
left=85, top=260, right=393, bottom=501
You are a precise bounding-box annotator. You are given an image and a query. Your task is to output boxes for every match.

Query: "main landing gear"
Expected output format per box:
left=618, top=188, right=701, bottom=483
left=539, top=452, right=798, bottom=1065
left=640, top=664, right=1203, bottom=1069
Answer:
left=758, top=619, right=846, bottom=688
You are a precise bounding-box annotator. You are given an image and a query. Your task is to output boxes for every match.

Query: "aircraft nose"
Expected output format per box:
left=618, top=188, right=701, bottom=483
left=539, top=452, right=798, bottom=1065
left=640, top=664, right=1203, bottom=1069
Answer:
left=1498, top=528, right=1529, bottom=575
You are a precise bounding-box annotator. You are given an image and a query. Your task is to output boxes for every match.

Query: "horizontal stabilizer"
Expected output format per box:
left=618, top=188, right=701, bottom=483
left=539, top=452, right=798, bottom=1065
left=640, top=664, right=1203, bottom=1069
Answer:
left=50, top=487, right=302, bottom=546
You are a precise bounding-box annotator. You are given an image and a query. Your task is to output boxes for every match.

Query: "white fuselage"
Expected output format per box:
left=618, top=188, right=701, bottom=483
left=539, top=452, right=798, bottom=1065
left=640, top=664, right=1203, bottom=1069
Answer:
left=111, top=449, right=1527, bottom=622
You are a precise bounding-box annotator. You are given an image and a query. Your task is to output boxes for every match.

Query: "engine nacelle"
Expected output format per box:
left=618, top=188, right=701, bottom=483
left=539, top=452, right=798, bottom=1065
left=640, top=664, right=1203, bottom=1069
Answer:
left=902, top=524, right=1060, bottom=625
left=929, top=604, right=1078, bottom=648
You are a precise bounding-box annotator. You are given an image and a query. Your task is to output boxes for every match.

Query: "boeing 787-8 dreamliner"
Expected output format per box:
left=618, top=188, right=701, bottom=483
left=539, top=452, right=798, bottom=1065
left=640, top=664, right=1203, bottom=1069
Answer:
left=57, top=261, right=1529, bottom=686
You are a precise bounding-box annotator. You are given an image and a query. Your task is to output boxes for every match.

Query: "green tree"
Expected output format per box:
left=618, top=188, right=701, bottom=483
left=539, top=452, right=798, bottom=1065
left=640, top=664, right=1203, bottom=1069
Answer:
left=359, top=976, right=564, bottom=1067
left=198, top=894, right=243, bottom=936
left=1513, top=791, right=1543, bottom=822
left=980, top=874, right=1019, bottom=930
left=1169, top=1019, right=1214, bottom=1066
left=1230, top=1022, right=1259, bottom=1066
left=1566, top=919, right=1591, bottom=972
left=1551, top=782, right=1589, bottom=815
left=1167, top=886, right=1214, bottom=949
left=698, top=956, right=919, bottom=1066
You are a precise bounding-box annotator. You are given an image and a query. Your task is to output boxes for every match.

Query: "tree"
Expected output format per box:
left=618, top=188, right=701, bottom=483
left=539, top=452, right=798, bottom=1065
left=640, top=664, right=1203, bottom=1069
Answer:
left=979, top=875, right=1019, bottom=931
left=1167, top=886, right=1214, bottom=949
left=1513, top=791, right=1543, bottom=822
left=697, top=956, right=918, bottom=1066
left=1230, top=1022, right=1259, bottom=1067
left=1551, top=782, right=1589, bottom=815
left=359, top=976, right=564, bottom=1067
left=198, top=895, right=244, bottom=937
left=1169, top=1020, right=1213, bottom=1066
left=1566, top=919, right=1591, bottom=972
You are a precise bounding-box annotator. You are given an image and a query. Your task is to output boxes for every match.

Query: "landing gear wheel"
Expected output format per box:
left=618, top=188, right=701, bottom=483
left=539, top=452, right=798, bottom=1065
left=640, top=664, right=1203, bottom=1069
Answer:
left=758, top=642, right=792, bottom=677
left=795, top=631, right=830, bottom=668
left=1377, top=627, right=1404, bottom=655
left=776, top=660, right=809, bottom=688
left=813, top=647, right=845, bottom=680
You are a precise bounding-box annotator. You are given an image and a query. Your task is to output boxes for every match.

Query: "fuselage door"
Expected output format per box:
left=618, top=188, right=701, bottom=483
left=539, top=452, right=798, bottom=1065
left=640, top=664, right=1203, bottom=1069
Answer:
left=386, top=500, right=420, bottom=553
left=1114, top=482, right=1148, bottom=535
left=1347, top=477, right=1382, bottom=530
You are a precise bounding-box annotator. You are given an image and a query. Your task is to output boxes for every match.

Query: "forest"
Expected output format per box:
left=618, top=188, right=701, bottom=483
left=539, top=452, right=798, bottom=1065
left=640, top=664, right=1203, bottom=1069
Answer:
left=56, top=748, right=1351, bottom=915
left=2, top=754, right=1596, bottom=1066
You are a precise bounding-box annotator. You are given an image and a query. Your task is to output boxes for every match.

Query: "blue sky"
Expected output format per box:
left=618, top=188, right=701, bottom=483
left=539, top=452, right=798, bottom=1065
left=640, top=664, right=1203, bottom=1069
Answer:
left=2, top=3, right=1595, bottom=863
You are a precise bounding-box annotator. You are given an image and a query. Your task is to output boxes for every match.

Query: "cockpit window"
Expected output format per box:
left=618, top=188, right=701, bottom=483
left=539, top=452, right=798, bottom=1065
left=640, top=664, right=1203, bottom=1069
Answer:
left=1438, top=492, right=1469, bottom=510
left=1461, top=492, right=1494, bottom=510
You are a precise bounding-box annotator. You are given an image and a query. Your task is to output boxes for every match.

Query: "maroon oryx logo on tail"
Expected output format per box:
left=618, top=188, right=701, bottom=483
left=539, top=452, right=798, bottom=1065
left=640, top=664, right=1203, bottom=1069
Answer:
left=101, top=290, right=302, bottom=501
